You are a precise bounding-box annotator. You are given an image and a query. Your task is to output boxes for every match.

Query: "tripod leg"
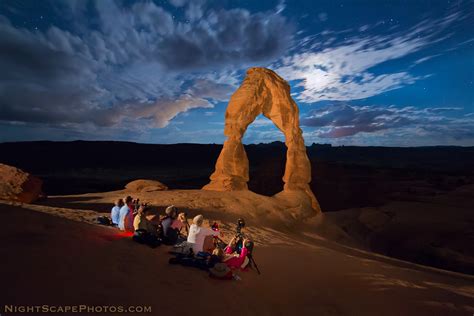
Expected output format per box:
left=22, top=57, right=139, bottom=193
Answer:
left=249, top=256, right=261, bottom=275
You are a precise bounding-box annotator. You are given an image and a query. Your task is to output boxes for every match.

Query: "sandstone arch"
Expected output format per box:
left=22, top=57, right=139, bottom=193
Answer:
left=203, top=67, right=321, bottom=214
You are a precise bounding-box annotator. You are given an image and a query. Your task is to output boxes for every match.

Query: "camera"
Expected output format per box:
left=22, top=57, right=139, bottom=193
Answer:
left=236, top=218, right=245, bottom=236
left=234, top=218, right=247, bottom=254
left=133, top=198, right=140, bottom=212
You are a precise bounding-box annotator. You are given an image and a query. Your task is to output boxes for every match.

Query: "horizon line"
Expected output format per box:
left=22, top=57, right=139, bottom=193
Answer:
left=1, top=139, right=473, bottom=148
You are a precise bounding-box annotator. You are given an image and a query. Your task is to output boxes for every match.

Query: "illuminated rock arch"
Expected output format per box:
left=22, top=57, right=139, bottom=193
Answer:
left=203, top=67, right=321, bottom=214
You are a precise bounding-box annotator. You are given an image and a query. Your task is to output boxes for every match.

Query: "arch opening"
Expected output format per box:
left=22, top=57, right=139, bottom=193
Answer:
left=243, top=114, right=286, bottom=196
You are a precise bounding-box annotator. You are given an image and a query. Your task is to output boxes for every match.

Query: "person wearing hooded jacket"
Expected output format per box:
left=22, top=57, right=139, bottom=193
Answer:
left=223, top=236, right=250, bottom=269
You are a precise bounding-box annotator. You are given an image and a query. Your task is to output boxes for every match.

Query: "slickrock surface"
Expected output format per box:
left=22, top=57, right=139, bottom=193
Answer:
left=0, top=163, right=42, bottom=203
left=125, top=179, right=168, bottom=192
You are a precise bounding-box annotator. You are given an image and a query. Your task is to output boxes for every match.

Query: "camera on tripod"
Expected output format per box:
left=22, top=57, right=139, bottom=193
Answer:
left=234, top=218, right=248, bottom=254
left=236, top=218, right=245, bottom=236
left=233, top=218, right=260, bottom=275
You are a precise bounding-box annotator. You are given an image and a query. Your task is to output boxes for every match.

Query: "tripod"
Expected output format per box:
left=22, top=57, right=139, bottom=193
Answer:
left=212, top=236, right=228, bottom=249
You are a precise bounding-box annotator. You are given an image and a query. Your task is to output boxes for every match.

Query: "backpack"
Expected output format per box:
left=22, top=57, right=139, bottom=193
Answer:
left=97, top=216, right=111, bottom=226
left=133, top=230, right=161, bottom=248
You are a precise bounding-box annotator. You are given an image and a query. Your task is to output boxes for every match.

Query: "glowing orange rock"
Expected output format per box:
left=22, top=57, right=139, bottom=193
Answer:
left=0, top=163, right=43, bottom=203
left=203, top=67, right=321, bottom=214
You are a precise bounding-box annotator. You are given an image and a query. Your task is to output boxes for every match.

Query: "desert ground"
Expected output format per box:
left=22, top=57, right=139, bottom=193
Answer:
left=1, top=142, right=473, bottom=315
left=1, top=186, right=473, bottom=316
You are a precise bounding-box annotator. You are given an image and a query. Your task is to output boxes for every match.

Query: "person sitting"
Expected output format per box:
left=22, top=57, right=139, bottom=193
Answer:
left=208, top=247, right=224, bottom=268
left=133, top=205, right=160, bottom=248
left=207, top=248, right=235, bottom=280
left=111, top=199, right=123, bottom=226
left=160, top=205, right=179, bottom=244
left=166, top=212, right=188, bottom=245
left=171, top=212, right=189, bottom=237
left=118, top=196, right=134, bottom=231
left=223, top=237, right=251, bottom=269
left=133, top=205, right=156, bottom=234
left=187, top=214, right=220, bottom=254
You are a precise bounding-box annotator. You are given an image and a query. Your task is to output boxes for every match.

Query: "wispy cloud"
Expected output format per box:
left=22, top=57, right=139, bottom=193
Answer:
left=301, top=103, right=473, bottom=141
left=274, top=9, right=467, bottom=102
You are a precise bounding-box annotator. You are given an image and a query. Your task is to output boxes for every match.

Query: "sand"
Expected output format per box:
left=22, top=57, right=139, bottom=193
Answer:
left=1, top=189, right=474, bottom=315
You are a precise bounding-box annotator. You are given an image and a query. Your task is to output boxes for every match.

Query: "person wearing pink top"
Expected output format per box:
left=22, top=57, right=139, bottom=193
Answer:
left=223, top=237, right=250, bottom=269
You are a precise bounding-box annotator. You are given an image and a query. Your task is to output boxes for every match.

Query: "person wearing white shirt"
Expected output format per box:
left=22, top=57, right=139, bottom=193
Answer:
left=187, top=214, right=220, bottom=253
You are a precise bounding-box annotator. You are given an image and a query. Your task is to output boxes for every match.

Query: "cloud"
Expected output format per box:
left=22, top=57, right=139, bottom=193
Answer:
left=169, top=0, right=188, bottom=8
left=127, top=95, right=213, bottom=128
left=274, top=8, right=467, bottom=102
left=91, top=1, right=293, bottom=70
left=0, top=0, right=293, bottom=132
left=250, top=116, right=275, bottom=127
left=275, top=0, right=286, bottom=14
left=243, top=128, right=285, bottom=144
left=185, top=79, right=233, bottom=102
left=301, top=103, right=473, bottom=141
left=317, top=13, right=328, bottom=22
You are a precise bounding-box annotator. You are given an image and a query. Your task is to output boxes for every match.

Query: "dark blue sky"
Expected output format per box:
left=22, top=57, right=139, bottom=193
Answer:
left=0, top=0, right=472, bottom=146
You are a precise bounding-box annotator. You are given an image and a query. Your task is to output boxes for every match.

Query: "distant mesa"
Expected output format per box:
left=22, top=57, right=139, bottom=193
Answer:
left=203, top=67, right=321, bottom=216
left=0, top=163, right=43, bottom=203
left=125, top=179, right=168, bottom=193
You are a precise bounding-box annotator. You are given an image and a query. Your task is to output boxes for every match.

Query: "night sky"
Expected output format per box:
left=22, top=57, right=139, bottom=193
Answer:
left=0, top=0, right=473, bottom=146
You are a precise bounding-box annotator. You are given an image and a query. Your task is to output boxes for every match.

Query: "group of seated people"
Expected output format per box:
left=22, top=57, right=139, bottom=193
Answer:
left=110, top=196, right=252, bottom=277
left=111, top=196, right=188, bottom=243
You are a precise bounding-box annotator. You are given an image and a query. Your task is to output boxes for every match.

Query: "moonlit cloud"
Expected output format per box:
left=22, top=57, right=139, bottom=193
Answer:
left=0, top=0, right=293, bottom=131
left=274, top=9, right=467, bottom=102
